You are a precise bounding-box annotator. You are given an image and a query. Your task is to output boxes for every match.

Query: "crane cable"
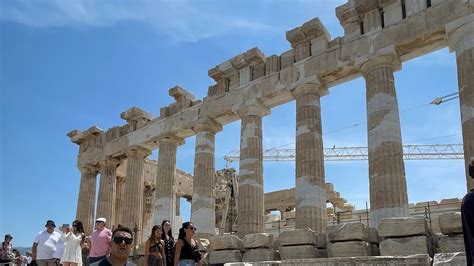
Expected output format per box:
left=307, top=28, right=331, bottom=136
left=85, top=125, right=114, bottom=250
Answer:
left=265, top=92, right=460, bottom=150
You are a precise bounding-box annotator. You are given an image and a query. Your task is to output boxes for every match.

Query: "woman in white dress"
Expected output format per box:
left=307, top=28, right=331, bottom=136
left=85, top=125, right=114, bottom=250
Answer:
left=60, top=220, right=84, bottom=266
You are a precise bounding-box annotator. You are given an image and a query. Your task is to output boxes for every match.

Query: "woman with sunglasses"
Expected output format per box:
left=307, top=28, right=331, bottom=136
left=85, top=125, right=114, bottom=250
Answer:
left=160, top=220, right=174, bottom=266
left=60, top=220, right=84, bottom=266
left=173, top=222, right=206, bottom=266
left=144, top=225, right=166, bottom=266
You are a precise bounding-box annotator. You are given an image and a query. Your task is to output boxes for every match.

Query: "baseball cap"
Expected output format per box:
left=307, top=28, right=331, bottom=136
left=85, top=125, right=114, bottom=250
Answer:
left=5, top=234, right=13, bottom=239
left=46, top=220, right=56, bottom=227
left=96, top=217, right=107, bottom=223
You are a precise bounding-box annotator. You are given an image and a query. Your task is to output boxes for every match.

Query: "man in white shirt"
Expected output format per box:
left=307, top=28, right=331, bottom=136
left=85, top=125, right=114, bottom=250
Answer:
left=32, top=220, right=61, bottom=266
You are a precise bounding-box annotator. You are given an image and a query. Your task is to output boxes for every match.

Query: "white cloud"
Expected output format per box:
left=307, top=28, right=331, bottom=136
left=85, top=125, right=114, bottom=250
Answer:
left=0, top=0, right=279, bottom=43
left=0, top=0, right=351, bottom=43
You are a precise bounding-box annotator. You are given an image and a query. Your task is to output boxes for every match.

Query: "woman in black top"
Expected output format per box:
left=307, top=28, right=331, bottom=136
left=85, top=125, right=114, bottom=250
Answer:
left=173, top=222, right=206, bottom=266
left=160, top=220, right=174, bottom=266
left=144, top=225, right=166, bottom=266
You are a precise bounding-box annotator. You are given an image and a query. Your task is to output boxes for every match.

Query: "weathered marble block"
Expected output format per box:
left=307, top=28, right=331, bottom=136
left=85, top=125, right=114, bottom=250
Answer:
left=210, top=235, right=244, bottom=251
left=327, top=240, right=371, bottom=257
left=437, top=234, right=465, bottom=253
left=279, top=245, right=319, bottom=260
left=243, top=233, right=273, bottom=249
left=278, top=255, right=432, bottom=266
left=380, top=236, right=429, bottom=256
left=433, top=252, right=467, bottom=266
left=368, top=228, right=380, bottom=244
left=210, top=249, right=242, bottom=264
left=242, top=248, right=279, bottom=262
left=327, top=222, right=368, bottom=242
left=279, top=229, right=325, bottom=247
left=226, top=262, right=281, bottom=266
left=195, top=238, right=210, bottom=251
left=438, top=212, right=462, bottom=236
left=379, top=217, right=428, bottom=238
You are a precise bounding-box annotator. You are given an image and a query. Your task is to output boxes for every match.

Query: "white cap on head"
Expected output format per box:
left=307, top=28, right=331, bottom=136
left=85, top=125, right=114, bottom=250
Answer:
left=96, top=217, right=107, bottom=223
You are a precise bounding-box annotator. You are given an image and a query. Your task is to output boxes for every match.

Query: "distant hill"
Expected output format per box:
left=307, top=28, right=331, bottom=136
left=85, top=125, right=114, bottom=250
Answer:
left=13, top=247, right=31, bottom=255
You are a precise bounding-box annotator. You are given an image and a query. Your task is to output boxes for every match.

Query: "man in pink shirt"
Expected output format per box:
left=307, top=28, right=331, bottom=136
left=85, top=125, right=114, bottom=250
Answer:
left=88, top=217, right=112, bottom=264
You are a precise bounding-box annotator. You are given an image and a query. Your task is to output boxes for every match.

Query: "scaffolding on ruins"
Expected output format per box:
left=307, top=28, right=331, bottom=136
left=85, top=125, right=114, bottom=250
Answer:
left=224, top=144, right=464, bottom=165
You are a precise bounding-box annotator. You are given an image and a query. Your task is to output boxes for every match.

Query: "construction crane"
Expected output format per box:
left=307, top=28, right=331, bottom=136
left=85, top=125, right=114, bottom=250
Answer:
left=224, top=144, right=464, bottom=166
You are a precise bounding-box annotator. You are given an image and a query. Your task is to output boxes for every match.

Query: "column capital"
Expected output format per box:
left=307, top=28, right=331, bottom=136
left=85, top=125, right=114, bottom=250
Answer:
left=193, top=118, right=223, bottom=133
left=356, top=46, right=401, bottom=77
left=292, top=83, right=328, bottom=99
left=79, top=164, right=99, bottom=175
left=238, top=99, right=271, bottom=117
left=446, top=14, right=474, bottom=55
left=157, top=134, right=185, bottom=146
left=99, top=157, right=121, bottom=167
left=125, top=146, right=152, bottom=158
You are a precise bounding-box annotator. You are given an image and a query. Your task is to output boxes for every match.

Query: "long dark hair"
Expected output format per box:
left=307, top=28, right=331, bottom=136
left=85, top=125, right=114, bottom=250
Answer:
left=469, top=163, right=474, bottom=179
left=73, top=220, right=85, bottom=245
left=160, top=220, right=173, bottom=240
left=178, top=222, right=192, bottom=240
left=149, top=225, right=161, bottom=241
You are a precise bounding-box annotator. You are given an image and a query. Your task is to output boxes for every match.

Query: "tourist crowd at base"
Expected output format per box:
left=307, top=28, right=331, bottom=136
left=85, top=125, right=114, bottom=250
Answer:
left=1, top=218, right=207, bottom=266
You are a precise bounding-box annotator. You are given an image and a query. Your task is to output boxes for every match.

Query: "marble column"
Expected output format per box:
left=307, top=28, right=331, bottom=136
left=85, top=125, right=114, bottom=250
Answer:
left=76, top=165, right=98, bottom=235
left=121, top=147, right=151, bottom=242
left=446, top=14, right=474, bottom=191
left=359, top=53, right=409, bottom=228
left=191, top=119, right=222, bottom=236
left=293, top=83, right=328, bottom=233
left=237, top=102, right=270, bottom=237
left=152, top=135, right=184, bottom=229
left=96, top=157, right=120, bottom=226
left=114, top=176, right=125, bottom=228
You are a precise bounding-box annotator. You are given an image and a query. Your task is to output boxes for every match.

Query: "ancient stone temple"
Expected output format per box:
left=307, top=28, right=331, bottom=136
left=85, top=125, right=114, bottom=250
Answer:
left=69, top=0, right=473, bottom=264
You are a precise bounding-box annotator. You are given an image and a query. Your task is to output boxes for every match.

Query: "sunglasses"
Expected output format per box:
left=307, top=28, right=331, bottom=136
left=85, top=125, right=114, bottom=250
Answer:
left=72, top=224, right=77, bottom=227
left=112, top=237, right=133, bottom=245
left=187, top=227, right=197, bottom=231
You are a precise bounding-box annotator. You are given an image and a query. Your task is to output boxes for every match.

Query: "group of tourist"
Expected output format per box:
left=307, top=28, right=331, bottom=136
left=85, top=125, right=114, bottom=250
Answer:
left=143, top=220, right=206, bottom=266
left=1, top=218, right=206, bottom=266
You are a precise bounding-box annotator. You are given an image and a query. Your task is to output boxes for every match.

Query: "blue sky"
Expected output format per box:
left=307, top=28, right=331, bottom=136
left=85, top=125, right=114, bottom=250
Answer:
left=0, top=0, right=465, bottom=247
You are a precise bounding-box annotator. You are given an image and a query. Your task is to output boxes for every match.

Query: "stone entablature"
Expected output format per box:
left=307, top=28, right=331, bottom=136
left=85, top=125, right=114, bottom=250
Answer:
left=71, top=0, right=471, bottom=169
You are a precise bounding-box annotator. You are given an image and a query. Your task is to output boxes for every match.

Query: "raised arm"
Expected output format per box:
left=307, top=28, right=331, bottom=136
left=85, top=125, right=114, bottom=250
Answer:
left=143, top=239, right=150, bottom=266
left=173, top=239, right=183, bottom=266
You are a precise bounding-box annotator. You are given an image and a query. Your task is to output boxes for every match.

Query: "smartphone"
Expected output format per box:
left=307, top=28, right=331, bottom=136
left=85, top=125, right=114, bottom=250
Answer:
left=63, top=224, right=70, bottom=228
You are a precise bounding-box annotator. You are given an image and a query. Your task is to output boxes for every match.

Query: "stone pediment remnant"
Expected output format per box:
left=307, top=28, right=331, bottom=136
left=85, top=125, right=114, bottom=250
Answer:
left=67, top=126, right=104, bottom=154
left=160, top=86, right=201, bottom=118
left=121, top=106, right=152, bottom=130
left=286, top=18, right=331, bottom=61
left=207, top=47, right=267, bottom=98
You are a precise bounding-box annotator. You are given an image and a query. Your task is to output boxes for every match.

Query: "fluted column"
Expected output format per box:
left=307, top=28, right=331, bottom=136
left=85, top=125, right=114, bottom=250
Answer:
left=114, top=176, right=125, bottom=228
left=237, top=102, right=270, bottom=237
left=446, top=14, right=474, bottom=191
left=191, top=119, right=222, bottom=236
left=76, top=165, right=98, bottom=235
left=96, top=157, right=120, bottom=226
left=359, top=53, right=409, bottom=228
left=293, top=83, right=328, bottom=233
left=122, top=147, right=151, bottom=242
left=152, top=135, right=184, bottom=228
